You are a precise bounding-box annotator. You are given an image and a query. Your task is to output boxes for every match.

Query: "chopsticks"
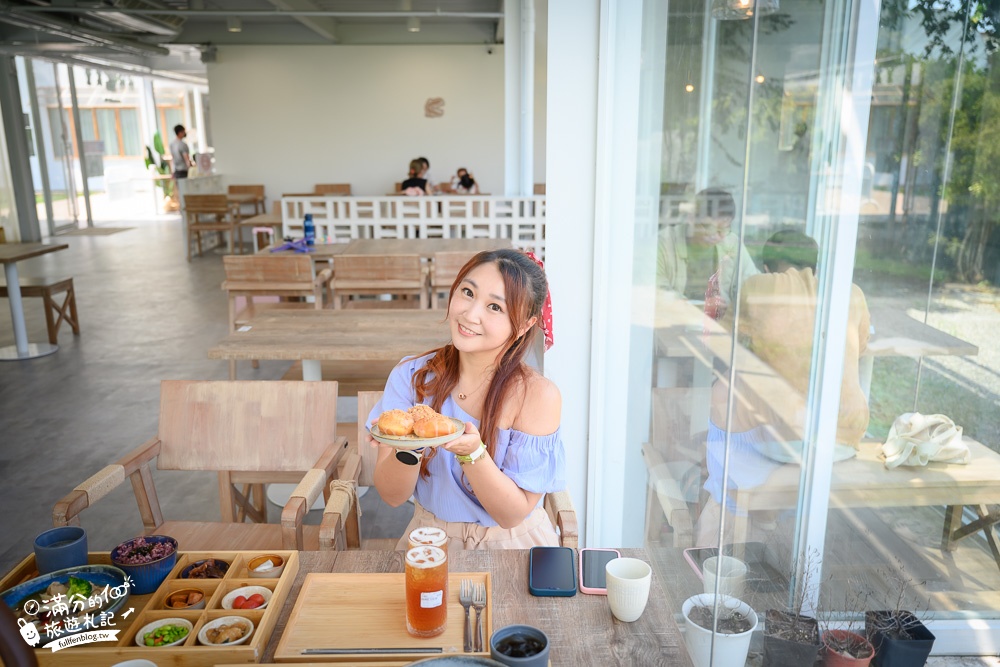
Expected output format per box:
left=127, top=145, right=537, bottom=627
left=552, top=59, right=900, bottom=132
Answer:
left=302, top=647, right=444, bottom=655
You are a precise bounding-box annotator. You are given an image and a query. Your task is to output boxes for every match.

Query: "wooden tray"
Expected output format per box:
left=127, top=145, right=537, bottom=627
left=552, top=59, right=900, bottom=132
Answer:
left=274, top=572, right=493, bottom=663
left=0, top=549, right=298, bottom=667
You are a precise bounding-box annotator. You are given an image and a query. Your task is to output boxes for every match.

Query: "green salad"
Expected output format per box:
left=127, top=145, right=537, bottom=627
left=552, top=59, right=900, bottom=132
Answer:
left=143, top=623, right=189, bottom=646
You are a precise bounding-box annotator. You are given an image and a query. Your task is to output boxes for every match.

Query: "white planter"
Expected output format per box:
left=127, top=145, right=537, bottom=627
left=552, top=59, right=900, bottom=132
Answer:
left=683, top=593, right=758, bottom=667
left=703, top=555, right=747, bottom=599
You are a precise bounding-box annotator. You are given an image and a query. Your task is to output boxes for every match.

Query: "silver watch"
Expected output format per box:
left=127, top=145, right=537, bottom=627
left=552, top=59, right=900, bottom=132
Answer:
left=395, top=448, right=425, bottom=466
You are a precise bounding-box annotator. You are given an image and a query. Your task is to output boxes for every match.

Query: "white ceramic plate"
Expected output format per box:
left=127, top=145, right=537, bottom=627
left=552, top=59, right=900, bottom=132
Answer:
left=134, top=617, right=193, bottom=647
left=221, top=585, right=272, bottom=610
left=197, top=616, right=255, bottom=646
left=369, top=418, right=466, bottom=450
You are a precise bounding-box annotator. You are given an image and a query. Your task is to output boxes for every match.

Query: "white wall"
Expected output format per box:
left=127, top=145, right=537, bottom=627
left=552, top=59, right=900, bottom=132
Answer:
left=207, top=45, right=504, bottom=197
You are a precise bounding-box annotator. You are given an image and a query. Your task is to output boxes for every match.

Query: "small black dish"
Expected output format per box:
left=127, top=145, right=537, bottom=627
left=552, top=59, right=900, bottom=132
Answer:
left=179, top=558, right=230, bottom=579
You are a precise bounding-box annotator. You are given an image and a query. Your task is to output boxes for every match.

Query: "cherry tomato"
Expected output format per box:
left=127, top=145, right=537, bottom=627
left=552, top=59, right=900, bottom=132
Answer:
left=233, top=595, right=247, bottom=609
left=247, top=593, right=265, bottom=608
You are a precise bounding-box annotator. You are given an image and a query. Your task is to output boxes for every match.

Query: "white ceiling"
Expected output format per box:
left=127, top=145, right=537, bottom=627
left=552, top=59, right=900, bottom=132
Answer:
left=0, top=0, right=506, bottom=83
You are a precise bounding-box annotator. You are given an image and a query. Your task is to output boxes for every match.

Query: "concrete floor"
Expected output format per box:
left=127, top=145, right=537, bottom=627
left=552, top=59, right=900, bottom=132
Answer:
left=0, top=218, right=412, bottom=577
left=1, top=219, right=998, bottom=664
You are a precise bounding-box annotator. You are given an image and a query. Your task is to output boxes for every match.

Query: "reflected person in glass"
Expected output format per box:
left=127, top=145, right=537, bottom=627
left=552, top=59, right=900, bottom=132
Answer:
left=656, top=187, right=759, bottom=320
left=368, top=249, right=566, bottom=550
left=697, top=230, right=871, bottom=546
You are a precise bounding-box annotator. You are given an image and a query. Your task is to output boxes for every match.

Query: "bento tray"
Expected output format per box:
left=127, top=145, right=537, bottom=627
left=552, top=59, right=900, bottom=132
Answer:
left=274, top=572, right=493, bottom=663
left=0, top=549, right=298, bottom=667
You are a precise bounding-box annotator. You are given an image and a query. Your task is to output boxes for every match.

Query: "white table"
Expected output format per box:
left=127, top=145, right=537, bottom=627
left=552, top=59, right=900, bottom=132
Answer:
left=0, top=242, right=69, bottom=360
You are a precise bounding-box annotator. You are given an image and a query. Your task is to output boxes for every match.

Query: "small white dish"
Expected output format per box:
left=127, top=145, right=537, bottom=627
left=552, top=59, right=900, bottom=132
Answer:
left=247, top=554, right=285, bottom=579
left=111, top=660, right=159, bottom=667
left=197, top=615, right=255, bottom=646
left=134, top=617, right=193, bottom=647
left=221, top=585, right=273, bottom=610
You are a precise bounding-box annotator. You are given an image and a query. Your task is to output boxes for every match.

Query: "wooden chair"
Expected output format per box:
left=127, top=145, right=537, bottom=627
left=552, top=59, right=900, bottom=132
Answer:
left=430, top=250, right=476, bottom=309
left=330, top=254, right=428, bottom=309
left=222, top=254, right=333, bottom=379
left=184, top=193, right=240, bottom=261
left=53, top=381, right=349, bottom=551
left=0, top=277, right=80, bottom=344
left=315, top=183, right=352, bottom=195
left=320, top=391, right=579, bottom=551
left=229, top=184, right=266, bottom=215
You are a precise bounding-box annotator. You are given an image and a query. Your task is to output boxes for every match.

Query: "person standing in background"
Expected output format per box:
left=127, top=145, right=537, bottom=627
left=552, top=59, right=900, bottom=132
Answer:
left=170, top=125, right=194, bottom=179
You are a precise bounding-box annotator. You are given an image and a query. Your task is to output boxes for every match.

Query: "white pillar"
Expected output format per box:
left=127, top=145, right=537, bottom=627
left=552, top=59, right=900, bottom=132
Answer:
left=519, top=0, right=535, bottom=196
left=504, top=0, right=523, bottom=195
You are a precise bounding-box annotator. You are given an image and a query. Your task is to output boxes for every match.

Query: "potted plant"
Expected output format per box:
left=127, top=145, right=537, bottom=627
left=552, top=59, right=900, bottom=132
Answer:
left=822, top=628, right=874, bottom=667
left=862, top=561, right=935, bottom=667
left=682, top=593, right=758, bottom=667
left=145, top=133, right=177, bottom=212
left=763, top=549, right=822, bottom=667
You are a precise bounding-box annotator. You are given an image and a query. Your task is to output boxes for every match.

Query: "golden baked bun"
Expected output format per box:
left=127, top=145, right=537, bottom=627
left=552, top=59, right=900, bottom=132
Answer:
left=377, top=409, right=414, bottom=436
left=413, top=415, right=459, bottom=438
left=408, top=404, right=437, bottom=422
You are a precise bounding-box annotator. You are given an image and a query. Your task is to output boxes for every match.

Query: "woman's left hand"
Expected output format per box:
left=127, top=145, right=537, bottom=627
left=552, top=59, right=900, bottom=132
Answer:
left=441, top=421, right=485, bottom=458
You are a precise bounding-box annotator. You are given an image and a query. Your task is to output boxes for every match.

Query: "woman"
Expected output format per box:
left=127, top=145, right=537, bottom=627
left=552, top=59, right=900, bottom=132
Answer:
left=401, top=159, right=431, bottom=195
left=451, top=168, right=480, bottom=195
left=369, top=249, right=564, bottom=549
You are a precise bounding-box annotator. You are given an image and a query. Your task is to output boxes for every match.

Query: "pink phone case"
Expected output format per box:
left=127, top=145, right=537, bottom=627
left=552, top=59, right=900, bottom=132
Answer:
left=579, top=548, right=621, bottom=595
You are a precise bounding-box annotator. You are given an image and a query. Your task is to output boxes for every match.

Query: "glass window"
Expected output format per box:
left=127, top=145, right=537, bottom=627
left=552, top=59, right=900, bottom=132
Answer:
left=119, top=109, right=141, bottom=156
left=46, top=108, right=70, bottom=158
left=622, top=0, right=1000, bottom=656
left=95, top=109, right=119, bottom=156
left=79, top=109, right=96, bottom=142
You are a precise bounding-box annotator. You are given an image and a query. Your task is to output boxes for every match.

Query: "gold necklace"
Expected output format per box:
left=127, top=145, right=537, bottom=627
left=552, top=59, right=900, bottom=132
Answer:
left=456, top=372, right=492, bottom=401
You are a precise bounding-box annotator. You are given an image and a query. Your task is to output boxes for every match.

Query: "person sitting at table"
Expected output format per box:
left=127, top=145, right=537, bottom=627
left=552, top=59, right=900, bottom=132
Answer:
left=401, top=159, right=431, bottom=195
left=368, top=248, right=565, bottom=550
left=418, top=156, right=439, bottom=194
left=451, top=167, right=480, bottom=195
left=696, top=230, right=871, bottom=546
left=657, top=187, right=758, bottom=320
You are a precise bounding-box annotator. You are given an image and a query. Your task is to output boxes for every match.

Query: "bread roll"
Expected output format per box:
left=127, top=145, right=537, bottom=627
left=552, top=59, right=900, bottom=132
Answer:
left=377, top=409, right=414, bottom=436
left=413, top=415, right=458, bottom=438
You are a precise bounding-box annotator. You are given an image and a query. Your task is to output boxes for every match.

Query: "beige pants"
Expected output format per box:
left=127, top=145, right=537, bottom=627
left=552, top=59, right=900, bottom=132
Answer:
left=395, top=502, right=559, bottom=551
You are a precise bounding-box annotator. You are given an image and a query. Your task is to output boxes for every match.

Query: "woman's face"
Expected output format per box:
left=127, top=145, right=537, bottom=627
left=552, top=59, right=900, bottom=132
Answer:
left=448, top=262, right=515, bottom=356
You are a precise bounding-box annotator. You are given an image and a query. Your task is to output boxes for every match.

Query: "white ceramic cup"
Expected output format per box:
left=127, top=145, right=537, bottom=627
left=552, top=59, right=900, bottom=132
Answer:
left=605, top=557, right=652, bottom=622
left=702, top=555, right=747, bottom=599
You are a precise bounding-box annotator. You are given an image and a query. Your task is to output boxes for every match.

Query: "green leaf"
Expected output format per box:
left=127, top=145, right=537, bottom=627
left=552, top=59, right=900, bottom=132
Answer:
left=153, top=132, right=165, bottom=156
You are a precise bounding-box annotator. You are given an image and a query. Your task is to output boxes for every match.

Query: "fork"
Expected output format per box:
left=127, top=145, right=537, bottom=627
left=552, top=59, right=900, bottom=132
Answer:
left=459, top=578, right=474, bottom=652
left=472, top=581, right=487, bottom=652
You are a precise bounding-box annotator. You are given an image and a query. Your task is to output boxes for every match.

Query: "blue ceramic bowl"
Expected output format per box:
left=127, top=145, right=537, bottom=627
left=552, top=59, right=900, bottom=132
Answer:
left=1, top=564, right=129, bottom=647
left=110, top=535, right=178, bottom=595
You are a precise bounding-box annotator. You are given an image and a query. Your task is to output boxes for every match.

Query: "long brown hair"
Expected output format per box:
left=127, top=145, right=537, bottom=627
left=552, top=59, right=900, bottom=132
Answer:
left=412, top=249, right=548, bottom=474
left=407, top=159, right=422, bottom=178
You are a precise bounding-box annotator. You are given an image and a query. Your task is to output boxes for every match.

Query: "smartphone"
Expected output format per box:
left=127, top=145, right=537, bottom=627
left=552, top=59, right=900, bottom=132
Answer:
left=579, top=548, right=621, bottom=595
left=528, top=546, right=577, bottom=597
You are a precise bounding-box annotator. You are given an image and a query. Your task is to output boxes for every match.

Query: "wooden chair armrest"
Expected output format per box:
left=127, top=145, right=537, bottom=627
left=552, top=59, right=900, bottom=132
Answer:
left=314, top=267, right=333, bottom=287
left=53, top=438, right=161, bottom=526
left=544, top=490, right=579, bottom=549
left=320, top=452, right=363, bottom=550
left=314, top=267, right=334, bottom=309
left=280, top=437, right=348, bottom=549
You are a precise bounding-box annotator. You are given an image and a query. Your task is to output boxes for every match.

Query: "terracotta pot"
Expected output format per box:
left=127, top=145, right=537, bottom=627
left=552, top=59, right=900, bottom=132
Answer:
left=822, top=629, right=874, bottom=667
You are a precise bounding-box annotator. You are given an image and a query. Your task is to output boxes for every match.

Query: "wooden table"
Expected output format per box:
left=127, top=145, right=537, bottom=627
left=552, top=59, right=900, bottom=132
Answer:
left=252, top=549, right=689, bottom=666
left=260, top=242, right=353, bottom=262
left=341, top=237, right=511, bottom=259
left=207, top=309, right=450, bottom=381
left=0, top=242, right=69, bottom=360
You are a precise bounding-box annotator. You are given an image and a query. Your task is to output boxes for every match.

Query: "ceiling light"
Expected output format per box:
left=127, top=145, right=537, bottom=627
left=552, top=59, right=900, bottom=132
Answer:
left=755, top=74, right=765, bottom=83
left=227, top=16, right=242, bottom=33
left=407, top=16, right=420, bottom=32
left=684, top=83, right=695, bottom=93
left=711, top=0, right=779, bottom=20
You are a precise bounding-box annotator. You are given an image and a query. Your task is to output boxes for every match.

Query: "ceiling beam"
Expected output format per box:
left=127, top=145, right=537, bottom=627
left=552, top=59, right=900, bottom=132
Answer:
left=5, top=7, right=505, bottom=19
left=262, top=0, right=337, bottom=42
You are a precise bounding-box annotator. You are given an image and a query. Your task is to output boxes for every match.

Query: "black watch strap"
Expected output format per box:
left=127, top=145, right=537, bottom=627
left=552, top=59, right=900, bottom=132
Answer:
left=395, top=448, right=424, bottom=466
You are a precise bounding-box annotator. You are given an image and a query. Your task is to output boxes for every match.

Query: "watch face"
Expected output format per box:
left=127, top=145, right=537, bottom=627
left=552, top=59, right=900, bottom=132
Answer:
left=395, top=450, right=421, bottom=466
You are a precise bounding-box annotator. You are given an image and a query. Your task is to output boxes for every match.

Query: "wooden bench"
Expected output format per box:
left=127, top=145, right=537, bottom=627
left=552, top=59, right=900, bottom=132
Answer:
left=0, top=277, right=79, bottom=344
left=279, top=359, right=398, bottom=396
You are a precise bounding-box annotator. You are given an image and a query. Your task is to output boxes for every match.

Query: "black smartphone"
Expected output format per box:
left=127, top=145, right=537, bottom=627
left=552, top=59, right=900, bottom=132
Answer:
left=579, top=548, right=621, bottom=595
left=528, top=546, right=577, bottom=597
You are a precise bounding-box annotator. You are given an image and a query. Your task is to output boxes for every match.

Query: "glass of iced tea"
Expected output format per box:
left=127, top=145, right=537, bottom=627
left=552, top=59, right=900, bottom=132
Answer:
left=404, top=545, right=448, bottom=638
left=408, top=526, right=449, bottom=554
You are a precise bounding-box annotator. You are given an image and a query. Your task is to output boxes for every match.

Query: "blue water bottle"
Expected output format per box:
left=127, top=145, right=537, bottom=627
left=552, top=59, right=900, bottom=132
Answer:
left=303, top=213, right=315, bottom=246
